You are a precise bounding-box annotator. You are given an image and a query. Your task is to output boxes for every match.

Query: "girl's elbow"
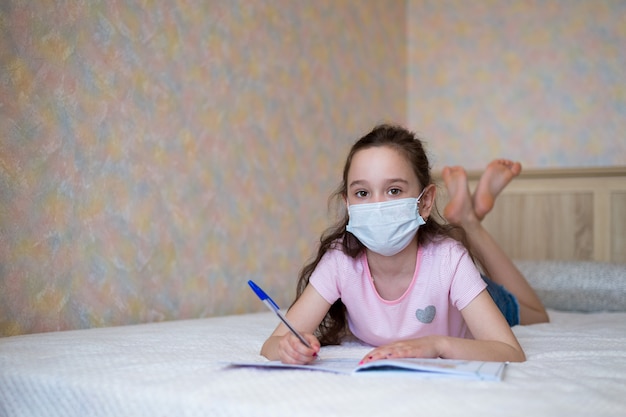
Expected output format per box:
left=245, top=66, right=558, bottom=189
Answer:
left=510, top=347, right=526, bottom=363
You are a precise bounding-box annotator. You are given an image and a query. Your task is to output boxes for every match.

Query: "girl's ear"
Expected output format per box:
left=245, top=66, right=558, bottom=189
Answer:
left=418, top=184, right=436, bottom=219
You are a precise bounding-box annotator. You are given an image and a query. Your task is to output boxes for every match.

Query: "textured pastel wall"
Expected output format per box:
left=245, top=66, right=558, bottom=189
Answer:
left=0, top=0, right=406, bottom=336
left=408, top=0, right=626, bottom=170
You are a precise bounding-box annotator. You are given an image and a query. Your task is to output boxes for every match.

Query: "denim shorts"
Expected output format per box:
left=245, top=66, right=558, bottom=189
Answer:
left=481, top=274, right=520, bottom=327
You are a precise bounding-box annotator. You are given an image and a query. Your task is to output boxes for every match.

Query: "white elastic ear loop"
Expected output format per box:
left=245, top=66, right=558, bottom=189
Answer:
left=416, top=185, right=431, bottom=216
left=416, top=187, right=427, bottom=203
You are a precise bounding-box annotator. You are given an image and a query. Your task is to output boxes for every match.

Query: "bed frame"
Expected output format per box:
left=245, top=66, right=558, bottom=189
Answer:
left=437, top=166, right=626, bottom=264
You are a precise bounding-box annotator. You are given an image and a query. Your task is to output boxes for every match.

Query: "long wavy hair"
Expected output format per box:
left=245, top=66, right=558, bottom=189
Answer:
left=293, top=124, right=467, bottom=345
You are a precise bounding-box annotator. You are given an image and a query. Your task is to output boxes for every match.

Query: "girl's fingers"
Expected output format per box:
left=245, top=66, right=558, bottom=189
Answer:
left=280, top=333, right=319, bottom=364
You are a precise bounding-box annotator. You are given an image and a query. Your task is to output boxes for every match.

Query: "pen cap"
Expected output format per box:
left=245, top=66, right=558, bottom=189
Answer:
left=248, top=280, right=280, bottom=310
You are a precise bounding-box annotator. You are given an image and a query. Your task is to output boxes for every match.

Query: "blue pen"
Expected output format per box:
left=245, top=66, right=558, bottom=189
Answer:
left=248, top=280, right=313, bottom=350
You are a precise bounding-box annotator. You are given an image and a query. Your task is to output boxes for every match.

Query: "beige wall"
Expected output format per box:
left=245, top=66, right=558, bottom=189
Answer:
left=0, top=0, right=406, bottom=336
left=408, top=0, right=626, bottom=170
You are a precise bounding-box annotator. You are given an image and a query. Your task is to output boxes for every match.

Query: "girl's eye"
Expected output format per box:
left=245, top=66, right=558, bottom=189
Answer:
left=355, top=190, right=368, bottom=198
left=388, top=188, right=401, bottom=196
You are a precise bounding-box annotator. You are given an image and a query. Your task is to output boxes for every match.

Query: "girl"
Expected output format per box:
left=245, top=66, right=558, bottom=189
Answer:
left=261, top=124, right=547, bottom=365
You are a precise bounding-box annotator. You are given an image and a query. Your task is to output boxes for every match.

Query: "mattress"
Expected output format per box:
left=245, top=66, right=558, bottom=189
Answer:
left=1, top=309, right=625, bottom=416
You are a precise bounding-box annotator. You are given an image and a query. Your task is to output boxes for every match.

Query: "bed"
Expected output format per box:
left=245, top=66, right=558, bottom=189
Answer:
left=1, top=167, right=626, bottom=416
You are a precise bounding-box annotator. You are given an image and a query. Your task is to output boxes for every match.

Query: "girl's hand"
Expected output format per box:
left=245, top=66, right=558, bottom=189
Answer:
left=277, top=332, right=321, bottom=365
left=260, top=285, right=330, bottom=363
left=359, top=336, right=442, bottom=365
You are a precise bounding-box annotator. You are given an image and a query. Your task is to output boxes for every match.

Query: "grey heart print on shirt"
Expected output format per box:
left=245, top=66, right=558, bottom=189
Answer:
left=416, top=305, right=436, bottom=323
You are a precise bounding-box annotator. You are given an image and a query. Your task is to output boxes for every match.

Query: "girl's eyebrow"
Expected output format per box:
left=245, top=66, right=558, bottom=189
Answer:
left=348, top=179, right=368, bottom=189
left=348, top=178, right=409, bottom=188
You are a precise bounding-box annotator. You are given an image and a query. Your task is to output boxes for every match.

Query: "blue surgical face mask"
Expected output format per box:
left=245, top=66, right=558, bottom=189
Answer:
left=346, top=188, right=427, bottom=256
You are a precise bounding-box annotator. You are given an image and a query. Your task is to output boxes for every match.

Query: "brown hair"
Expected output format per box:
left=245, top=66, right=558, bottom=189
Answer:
left=293, top=124, right=466, bottom=345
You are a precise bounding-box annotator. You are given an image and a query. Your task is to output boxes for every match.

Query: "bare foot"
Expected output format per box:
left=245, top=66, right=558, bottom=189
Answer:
left=473, top=159, right=522, bottom=220
left=442, top=166, right=476, bottom=225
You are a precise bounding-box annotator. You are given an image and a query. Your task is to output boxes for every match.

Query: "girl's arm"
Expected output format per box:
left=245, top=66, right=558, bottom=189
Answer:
left=261, top=284, right=332, bottom=364
left=360, top=290, right=525, bottom=364
left=442, top=290, right=525, bottom=361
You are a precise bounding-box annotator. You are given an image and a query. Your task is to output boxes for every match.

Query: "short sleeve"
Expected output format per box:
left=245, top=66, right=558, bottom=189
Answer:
left=309, top=249, right=343, bottom=305
left=448, top=243, right=487, bottom=311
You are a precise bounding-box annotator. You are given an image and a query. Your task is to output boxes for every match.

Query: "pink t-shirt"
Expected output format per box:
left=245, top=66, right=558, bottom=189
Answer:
left=309, top=238, right=487, bottom=347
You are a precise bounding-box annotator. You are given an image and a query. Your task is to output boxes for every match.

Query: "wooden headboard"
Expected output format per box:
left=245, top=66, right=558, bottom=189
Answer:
left=436, top=167, right=626, bottom=264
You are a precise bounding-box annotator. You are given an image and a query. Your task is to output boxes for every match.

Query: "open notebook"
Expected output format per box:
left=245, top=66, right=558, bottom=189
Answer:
left=229, top=358, right=507, bottom=381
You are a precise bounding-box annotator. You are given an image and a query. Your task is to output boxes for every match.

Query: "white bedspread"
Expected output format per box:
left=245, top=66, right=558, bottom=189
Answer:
left=1, top=310, right=625, bottom=416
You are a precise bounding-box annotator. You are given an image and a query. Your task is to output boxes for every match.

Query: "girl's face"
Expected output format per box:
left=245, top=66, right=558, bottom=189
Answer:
left=347, top=146, right=421, bottom=206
